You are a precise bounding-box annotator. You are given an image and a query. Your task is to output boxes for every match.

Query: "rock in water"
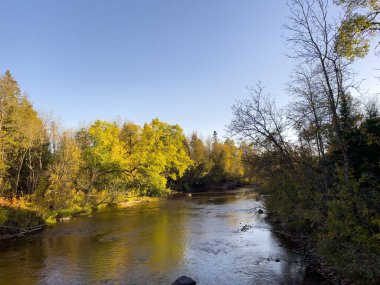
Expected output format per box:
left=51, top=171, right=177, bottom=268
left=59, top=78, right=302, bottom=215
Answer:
left=258, top=209, right=264, bottom=214
left=171, top=276, right=196, bottom=285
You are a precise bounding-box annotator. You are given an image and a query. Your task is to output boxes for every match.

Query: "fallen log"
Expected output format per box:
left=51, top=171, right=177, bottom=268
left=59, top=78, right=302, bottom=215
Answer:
left=0, top=224, right=46, bottom=240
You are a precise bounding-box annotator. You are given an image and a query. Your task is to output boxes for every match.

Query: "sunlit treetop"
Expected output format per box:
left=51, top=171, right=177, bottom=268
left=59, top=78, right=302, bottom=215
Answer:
left=335, top=0, right=380, bottom=60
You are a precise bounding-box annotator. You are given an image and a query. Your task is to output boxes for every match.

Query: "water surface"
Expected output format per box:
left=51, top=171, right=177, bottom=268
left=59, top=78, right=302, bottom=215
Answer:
left=0, top=188, right=309, bottom=284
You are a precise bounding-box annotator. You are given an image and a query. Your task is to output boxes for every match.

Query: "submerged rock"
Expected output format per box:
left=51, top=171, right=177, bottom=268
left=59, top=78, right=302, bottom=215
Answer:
left=171, top=276, right=196, bottom=285
left=241, top=224, right=253, bottom=232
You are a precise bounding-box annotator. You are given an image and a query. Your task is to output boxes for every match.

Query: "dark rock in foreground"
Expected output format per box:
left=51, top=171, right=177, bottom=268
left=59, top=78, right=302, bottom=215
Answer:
left=171, top=276, right=196, bottom=285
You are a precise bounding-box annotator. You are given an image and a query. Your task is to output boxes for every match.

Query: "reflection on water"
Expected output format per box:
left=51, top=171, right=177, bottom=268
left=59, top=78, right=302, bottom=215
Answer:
left=0, top=188, right=308, bottom=284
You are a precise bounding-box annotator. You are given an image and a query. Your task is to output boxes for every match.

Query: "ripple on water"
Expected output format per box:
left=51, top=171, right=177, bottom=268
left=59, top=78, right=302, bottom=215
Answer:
left=0, top=188, right=311, bottom=284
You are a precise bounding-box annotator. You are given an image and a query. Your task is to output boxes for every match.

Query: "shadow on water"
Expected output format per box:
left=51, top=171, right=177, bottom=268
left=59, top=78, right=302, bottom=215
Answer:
left=0, top=188, right=320, bottom=284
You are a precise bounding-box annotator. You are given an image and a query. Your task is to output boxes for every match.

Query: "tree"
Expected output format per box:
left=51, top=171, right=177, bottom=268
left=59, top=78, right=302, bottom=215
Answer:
left=228, top=83, right=301, bottom=209
left=127, top=119, right=192, bottom=195
left=12, top=95, right=49, bottom=195
left=44, top=130, right=83, bottom=211
left=186, top=132, right=209, bottom=187
left=120, top=121, right=140, bottom=155
left=335, top=0, right=380, bottom=60
left=285, top=0, right=358, bottom=188
left=287, top=67, right=332, bottom=194
left=222, top=138, right=244, bottom=181
left=0, top=71, right=48, bottom=196
left=0, top=71, right=20, bottom=194
left=228, top=83, right=290, bottom=157
left=77, top=120, right=127, bottom=193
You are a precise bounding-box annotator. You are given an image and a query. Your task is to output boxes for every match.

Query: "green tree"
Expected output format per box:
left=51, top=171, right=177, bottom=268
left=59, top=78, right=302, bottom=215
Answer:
left=335, top=0, right=380, bottom=60
left=77, top=120, right=126, bottom=193
left=11, top=95, right=49, bottom=195
left=0, top=71, right=21, bottom=194
left=126, top=119, right=192, bottom=195
left=0, top=71, right=48, bottom=196
left=185, top=132, right=209, bottom=187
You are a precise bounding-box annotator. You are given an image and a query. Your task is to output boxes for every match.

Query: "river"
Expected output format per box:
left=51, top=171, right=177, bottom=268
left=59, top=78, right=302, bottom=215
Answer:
left=0, top=188, right=314, bottom=284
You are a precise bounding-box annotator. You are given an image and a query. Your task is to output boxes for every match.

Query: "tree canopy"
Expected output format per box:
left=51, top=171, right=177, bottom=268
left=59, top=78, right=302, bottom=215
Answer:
left=335, top=0, right=380, bottom=59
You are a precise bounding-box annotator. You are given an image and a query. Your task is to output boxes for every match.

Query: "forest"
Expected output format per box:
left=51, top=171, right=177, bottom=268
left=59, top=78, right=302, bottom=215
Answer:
left=0, top=73, right=247, bottom=226
left=0, top=0, right=379, bottom=283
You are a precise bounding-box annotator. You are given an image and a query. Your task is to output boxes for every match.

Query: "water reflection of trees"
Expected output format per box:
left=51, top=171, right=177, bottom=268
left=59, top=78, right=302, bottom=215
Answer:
left=0, top=202, right=189, bottom=284
left=0, top=193, right=309, bottom=284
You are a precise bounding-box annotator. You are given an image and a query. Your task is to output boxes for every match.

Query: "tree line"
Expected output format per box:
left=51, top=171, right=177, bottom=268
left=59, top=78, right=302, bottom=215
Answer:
left=174, top=131, right=250, bottom=191
left=0, top=73, right=248, bottom=226
left=228, top=0, right=379, bottom=282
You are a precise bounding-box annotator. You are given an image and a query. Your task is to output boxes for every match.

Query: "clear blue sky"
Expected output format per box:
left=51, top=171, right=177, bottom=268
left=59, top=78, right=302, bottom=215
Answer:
left=0, top=0, right=378, bottom=138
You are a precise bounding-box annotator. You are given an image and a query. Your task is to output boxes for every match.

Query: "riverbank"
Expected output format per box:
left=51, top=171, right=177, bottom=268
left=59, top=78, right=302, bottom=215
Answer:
left=267, top=211, right=379, bottom=285
left=268, top=215, right=341, bottom=285
left=0, top=195, right=159, bottom=242
left=258, top=180, right=379, bottom=285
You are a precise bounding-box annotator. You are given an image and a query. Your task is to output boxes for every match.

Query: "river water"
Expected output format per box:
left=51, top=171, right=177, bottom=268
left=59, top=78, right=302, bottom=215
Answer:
left=0, top=188, right=312, bottom=284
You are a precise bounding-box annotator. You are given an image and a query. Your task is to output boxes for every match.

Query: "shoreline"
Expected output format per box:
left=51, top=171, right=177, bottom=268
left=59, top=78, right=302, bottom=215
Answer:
left=268, top=215, right=345, bottom=285
left=0, top=196, right=159, bottom=242
left=114, top=196, right=158, bottom=208
left=0, top=188, right=248, bottom=242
